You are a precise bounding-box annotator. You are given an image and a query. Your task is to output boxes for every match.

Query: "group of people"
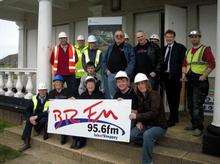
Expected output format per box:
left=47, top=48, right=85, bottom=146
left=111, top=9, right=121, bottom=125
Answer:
left=19, top=29, right=215, bottom=164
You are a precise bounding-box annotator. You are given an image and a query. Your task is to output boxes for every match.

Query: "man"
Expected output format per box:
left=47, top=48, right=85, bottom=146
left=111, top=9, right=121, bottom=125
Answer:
left=182, top=30, right=215, bottom=136
left=75, top=35, right=88, bottom=89
left=134, top=31, right=162, bottom=90
left=150, top=34, right=160, bottom=46
left=78, top=61, right=103, bottom=95
left=50, top=31, right=78, bottom=97
left=82, top=35, right=102, bottom=74
left=49, top=75, right=77, bottom=148
left=20, top=82, right=49, bottom=152
left=162, top=29, right=187, bottom=127
left=103, top=30, right=135, bottom=98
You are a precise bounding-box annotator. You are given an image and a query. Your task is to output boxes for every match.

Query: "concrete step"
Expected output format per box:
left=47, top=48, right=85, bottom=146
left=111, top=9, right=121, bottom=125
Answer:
left=1, top=126, right=220, bottom=164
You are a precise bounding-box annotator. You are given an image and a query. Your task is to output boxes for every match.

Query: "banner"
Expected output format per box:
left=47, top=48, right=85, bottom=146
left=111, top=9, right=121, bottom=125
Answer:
left=48, top=99, right=131, bottom=142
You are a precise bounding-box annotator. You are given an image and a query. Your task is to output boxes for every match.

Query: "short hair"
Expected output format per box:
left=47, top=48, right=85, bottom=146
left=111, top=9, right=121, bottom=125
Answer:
left=114, top=30, right=125, bottom=37
left=165, top=29, right=176, bottom=37
left=86, top=61, right=95, bottom=68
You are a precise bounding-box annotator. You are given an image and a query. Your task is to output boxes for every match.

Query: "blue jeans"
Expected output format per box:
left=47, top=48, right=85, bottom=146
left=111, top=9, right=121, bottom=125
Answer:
left=130, top=126, right=166, bottom=164
left=107, top=73, right=117, bottom=99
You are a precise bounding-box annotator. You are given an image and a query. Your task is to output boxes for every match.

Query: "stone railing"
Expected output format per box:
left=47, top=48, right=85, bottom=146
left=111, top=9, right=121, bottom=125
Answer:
left=0, top=68, right=36, bottom=99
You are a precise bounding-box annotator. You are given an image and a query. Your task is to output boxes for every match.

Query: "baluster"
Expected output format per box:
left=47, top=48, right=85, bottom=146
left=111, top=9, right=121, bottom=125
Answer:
left=24, top=72, right=33, bottom=99
left=5, top=72, right=14, bottom=97
left=0, top=74, right=5, bottom=95
left=14, top=72, right=24, bottom=98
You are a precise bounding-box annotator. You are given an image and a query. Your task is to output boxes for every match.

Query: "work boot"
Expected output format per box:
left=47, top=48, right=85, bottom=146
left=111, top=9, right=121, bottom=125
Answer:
left=192, top=129, right=203, bottom=137
left=73, top=139, right=86, bottom=149
left=43, top=133, right=49, bottom=140
left=60, top=135, right=67, bottom=145
left=19, top=138, right=31, bottom=152
left=184, top=123, right=195, bottom=131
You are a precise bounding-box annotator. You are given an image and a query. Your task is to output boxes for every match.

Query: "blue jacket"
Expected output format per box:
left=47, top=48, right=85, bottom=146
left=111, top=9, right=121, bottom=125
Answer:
left=102, top=42, right=135, bottom=76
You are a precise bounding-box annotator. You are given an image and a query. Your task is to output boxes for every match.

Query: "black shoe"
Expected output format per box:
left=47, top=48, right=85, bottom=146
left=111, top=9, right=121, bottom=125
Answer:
left=73, top=140, right=86, bottom=149
left=167, top=121, right=175, bottom=127
left=43, top=133, right=49, bottom=140
left=70, top=140, right=76, bottom=149
left=60, top=135, right=67, bottom=145
left=19, top=144, right=31, bottom=152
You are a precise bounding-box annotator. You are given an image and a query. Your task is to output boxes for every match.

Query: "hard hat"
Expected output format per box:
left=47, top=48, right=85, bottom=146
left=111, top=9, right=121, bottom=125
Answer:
left=115, top=71, right=129, bottom=79
left=38, top=82, right=47, bottom=90
left=53, top=75, right=64, bottom=82
left=58, top=32, right=68, bottom=38
left=188, top=30, right=201, bottom=37
left=124, top=33, right=129, bottom=39
left=88, top=35, right=97, bottom=43
left=77, top=35, right=85, bottom=41
left=85, top=76, right=96, bottom=83
left=134, top=73, right=149, bottom=83
left=150, top=34, right=160, bottom=40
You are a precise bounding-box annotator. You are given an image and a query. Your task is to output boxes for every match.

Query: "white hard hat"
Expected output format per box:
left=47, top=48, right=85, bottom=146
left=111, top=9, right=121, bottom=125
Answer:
left=85, top=76, right=96, bottom=83
left=38, top=82, right=47, bottom=90
left=124, top=33, right=129, bottom=39
left=150, top=34, right=160, bottom=40
left=188, top=30, right=201, bottom=37
left=134, top=73, right=149, bottom=83
left=77, top=35, right=85, bottom=41
left=58, top=32, right=68, bottom=38
left=88, top=35, right=97, bottom=43
left=115, top=71, right=129, bottom=79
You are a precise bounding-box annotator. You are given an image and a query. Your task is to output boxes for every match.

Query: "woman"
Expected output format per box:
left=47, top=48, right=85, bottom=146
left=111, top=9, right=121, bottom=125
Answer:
left=129, top=73, right=167, bottom=164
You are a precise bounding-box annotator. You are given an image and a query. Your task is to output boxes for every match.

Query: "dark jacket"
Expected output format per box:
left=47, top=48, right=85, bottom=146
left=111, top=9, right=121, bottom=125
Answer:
left=48, top=88, right=71, bottom=99
left=80, top=90, right=105, bottom=99
left=134, top=41, right=162, bottom=76
left=162, top=41, right=186, bottom=79
left=136, top=90, right=167, bottom=129
left=102, top=42, right=135, bottom=76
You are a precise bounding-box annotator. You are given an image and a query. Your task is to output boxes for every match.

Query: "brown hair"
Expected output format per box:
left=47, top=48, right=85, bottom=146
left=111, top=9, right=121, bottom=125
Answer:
left=165, top=29, right=176, bottom=37
left=134, top=80, right=152, bottom=95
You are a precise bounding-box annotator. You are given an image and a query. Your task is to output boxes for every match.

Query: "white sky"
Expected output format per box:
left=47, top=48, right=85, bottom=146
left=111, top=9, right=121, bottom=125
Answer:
left=0, top=19, right=19, bottom=59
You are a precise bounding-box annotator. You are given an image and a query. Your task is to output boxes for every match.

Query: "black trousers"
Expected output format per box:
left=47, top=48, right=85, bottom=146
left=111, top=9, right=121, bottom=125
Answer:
left=163, top=73, right=181, bottom=124
left=187, top=73, right=209, bottom=130
left=62, top=75, right=78, bottom=97
left=22, top=117, right=48, bottom=141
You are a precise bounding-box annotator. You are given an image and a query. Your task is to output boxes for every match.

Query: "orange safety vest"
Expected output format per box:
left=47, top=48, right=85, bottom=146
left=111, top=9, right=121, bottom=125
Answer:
left=52, top=45, right=76, bottom=74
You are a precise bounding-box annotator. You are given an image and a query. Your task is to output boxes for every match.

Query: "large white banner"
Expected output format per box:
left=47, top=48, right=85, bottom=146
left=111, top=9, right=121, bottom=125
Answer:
left=48, top=99, right=131, bottom=142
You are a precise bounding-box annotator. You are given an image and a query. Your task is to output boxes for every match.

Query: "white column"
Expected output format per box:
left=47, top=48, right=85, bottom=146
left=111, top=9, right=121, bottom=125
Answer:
left=24, top=72, right=33, bottom=99
left=37, top=0, right=52, bottom=91
left=5, top=72, right=14, bottom=97
left=16, top=21, right=27, bottom=68
left=0, top=74, right=5, bottom=95
left=14, top=72, right=24, bottom=98
left=212, top=1, right=220, bottom=127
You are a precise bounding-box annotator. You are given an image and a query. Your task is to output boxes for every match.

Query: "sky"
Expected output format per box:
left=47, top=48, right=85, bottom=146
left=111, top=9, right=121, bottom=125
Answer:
left=0, top=19, right=19, bottom=60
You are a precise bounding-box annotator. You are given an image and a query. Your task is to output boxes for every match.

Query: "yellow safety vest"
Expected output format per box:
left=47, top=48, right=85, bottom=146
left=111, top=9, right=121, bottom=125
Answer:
left=84, top=49, right=102, bottom=67
left=186, top=45, right=208, bottom=75
left=75, top=45, right=88, bottom=78
left=32, top=95, right=49, bottom=112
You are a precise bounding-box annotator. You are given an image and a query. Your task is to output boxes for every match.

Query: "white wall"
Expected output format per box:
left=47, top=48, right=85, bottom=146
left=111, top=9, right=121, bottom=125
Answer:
left=199, top=4, right=217, bottom=77
left=134, top=12, right=160, bottom=41
left=74, top=20, right=88, bottom=43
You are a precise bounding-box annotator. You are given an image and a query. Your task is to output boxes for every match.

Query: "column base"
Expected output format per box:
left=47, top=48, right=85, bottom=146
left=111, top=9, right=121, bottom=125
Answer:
left=202, top=124, right=220, bottom=156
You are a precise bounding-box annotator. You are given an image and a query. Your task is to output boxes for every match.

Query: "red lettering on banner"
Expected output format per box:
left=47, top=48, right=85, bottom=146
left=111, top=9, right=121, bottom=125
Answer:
left=83, top=101, right=118, bottom=122
left=53, top=109, right=78, bottom=123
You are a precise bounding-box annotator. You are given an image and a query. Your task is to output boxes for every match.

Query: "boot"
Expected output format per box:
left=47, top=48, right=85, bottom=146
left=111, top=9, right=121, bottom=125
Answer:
left=60, top=135, right=67, bottom=145
left=19, top=138, right=31, bottom=152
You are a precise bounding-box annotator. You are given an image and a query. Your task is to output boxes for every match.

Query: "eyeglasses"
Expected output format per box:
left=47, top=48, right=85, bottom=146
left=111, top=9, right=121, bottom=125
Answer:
left=115, top=35, right=123, bottom=38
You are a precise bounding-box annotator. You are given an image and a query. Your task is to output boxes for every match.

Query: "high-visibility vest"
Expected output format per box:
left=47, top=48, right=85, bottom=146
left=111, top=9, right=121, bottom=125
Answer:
left=32, top=95, right=49, bottom=112
left=186, top=45, right=208, bottom=74
left=75, top=45, right=88, bottom=78
left=84, top=49, right=102, bottom=67
left=52, top=45, right=76, bottom=74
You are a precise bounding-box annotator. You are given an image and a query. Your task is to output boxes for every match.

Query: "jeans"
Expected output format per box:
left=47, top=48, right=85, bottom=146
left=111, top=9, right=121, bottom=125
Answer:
left=62, top=75, right=78, bottom=97
left=107, top=73, right=117, bottom=99
left=130, top=126, right=166, bottom=164
left=187, top=73, right=209, bottom=130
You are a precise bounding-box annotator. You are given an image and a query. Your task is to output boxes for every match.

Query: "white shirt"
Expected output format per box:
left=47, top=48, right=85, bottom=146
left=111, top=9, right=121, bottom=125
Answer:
left=165, top=43, right=174, bottom=72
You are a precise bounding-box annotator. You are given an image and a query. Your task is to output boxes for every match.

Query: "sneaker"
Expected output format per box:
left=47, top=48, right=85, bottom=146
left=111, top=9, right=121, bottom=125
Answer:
left=192, top=129, right=203, bottom=137
left=184, top=123, right=195, bottom=130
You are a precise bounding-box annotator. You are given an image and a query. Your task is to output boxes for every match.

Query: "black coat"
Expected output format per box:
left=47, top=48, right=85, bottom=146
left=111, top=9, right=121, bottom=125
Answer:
left=162, top=41, right=186, bottom=79
left=80, top=90, right=104, bottom=99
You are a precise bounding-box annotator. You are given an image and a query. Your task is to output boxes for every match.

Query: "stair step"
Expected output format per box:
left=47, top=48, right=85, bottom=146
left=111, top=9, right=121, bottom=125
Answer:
left=2, top=126, right=220, bottom=164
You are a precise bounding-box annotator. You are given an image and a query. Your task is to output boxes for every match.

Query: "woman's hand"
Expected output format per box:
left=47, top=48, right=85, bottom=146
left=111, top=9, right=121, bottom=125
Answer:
left=129, top=113, right=136, bottom=120
left=117, top=98, right=123, bottom=101
left=136, top=122, right=144, bottom=130
left=68, top=97, right=76, bottom=100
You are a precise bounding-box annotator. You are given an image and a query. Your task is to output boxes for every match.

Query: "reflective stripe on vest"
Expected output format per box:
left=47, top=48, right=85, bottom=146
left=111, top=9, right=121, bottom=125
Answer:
left=186, top=45, right=208, bottom=74
left=84, top=49, right=102, bottom=67
left=75, top=46, right=88, bottom=78
left=32, top=95, right=49, bottom=112
left=52, top=45, right=76, bottom=74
